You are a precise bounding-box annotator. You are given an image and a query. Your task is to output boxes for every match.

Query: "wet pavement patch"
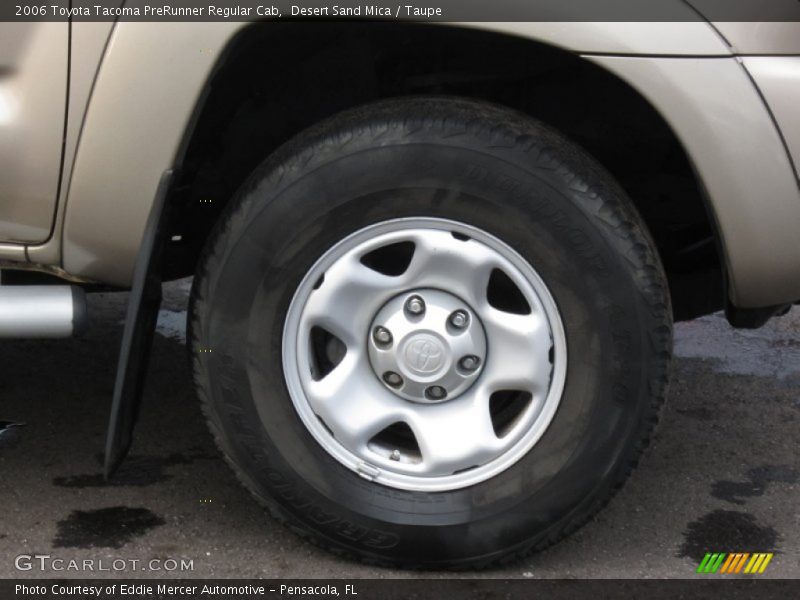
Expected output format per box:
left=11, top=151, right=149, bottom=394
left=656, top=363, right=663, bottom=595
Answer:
left=771, top=338, right=800, bottom=349
left=53, top=507, right=165, bottom=549
left=675, top=407, right=715, bottom=421
left=677, top=510, right=779, bottom=562
left=711, top=465, right=798, bottom=505
left=53, top=450, right=214, bottom=488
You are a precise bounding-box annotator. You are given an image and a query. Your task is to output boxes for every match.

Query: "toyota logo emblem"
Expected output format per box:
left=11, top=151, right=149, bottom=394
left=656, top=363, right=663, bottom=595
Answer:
left=404, top=337, right=445, bottom=374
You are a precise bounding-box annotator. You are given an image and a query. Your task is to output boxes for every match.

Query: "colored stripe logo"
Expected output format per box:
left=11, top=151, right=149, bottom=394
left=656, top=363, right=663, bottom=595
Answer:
left=696, top=552, right=773, bottom=574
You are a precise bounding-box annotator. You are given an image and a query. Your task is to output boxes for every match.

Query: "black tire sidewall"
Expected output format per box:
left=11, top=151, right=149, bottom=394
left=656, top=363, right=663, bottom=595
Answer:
left=194, top=101, right=667, bottom=566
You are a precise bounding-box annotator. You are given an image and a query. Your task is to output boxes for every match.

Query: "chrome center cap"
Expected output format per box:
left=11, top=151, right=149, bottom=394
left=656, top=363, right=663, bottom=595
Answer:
left=368, top=289, right=487, bottom=403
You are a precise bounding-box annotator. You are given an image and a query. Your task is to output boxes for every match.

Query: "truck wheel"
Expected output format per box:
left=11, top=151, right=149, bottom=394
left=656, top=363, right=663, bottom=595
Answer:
left=189, top=97, right=672, bottom=568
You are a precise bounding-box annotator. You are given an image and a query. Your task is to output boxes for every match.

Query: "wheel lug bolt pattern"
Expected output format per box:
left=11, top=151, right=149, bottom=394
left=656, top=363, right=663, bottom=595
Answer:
left=368, top=289, right=487, bottom=404
left=373, top=326, right=392, bottom=346
left=449, top=310, right=469, bottom=329
left=405, top=295, right=425, bottom=315
left=459, top=355, right=480, bottom=371
left=383, top=371, right=403, bottom=387
left=425, top=385, right=447, bottom=400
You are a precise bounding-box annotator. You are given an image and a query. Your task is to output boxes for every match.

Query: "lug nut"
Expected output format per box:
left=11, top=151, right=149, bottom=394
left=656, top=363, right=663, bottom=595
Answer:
left=459, top=355, right=481, bottom=372
left=383, top=372, right=403, bottom=388
left=373, top=326, right=392, bottom=346
left=390, top=449, right=401, bottom=461
left=405, top=295, right=425, bottom=316
left=449, top=310, right=469, bottom=329
left=425, top=385, right=447, bottom=400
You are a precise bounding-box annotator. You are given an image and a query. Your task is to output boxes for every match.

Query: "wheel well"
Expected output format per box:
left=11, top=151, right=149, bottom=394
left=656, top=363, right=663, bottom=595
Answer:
left=165, top=22, right=723, bottom=321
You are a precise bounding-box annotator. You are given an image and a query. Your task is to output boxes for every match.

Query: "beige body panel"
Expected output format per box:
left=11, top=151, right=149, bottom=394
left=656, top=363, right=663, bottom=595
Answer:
left=0, top=23, right=68, bottom=244
left=0, top=20, right=798, bottom=307
left=711, top=23, right=800, bottom=55
left=589, top=55, right=800, bottom=307
left=26, top=22, right=118, bottom=268
left=467, top=22, right=731, bottom=55
left=742, top=57, right=800, bottom=172
left=61, top=23, right=238, bottom=281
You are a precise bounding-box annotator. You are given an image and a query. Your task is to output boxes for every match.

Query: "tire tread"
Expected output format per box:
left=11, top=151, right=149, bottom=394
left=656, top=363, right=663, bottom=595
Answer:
left=189, top=97, right=673, bottom=570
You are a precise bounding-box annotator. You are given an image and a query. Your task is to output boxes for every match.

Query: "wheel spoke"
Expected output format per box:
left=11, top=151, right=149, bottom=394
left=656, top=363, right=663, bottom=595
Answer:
left=401, top=230, right=499, bottom=308
left=302, top=253, right=398, bottom=346
left=305, top=354, right=405, bottom=452
left=405, top=394, right=501, bottom=476
left=480, top=309, right=551, bottom=392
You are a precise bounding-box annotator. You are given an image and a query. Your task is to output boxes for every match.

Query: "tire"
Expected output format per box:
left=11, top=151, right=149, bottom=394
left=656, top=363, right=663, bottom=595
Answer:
left=189, top=97, right=672, bottom=569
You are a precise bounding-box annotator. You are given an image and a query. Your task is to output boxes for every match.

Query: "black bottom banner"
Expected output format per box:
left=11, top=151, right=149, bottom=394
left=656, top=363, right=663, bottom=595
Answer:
left=2, top=579, right=798, bottom=600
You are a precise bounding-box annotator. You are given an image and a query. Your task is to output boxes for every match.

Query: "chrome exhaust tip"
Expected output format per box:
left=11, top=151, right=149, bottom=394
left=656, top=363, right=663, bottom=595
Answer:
left=0, top=285, right=88, bottom=338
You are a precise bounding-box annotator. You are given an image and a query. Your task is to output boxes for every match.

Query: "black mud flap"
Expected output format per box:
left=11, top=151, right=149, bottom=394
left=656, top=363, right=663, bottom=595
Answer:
left=104, top=170, right=174, bottom=478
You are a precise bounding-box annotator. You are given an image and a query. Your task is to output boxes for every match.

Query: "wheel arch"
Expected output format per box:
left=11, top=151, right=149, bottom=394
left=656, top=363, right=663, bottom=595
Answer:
left=62, top=20, right=741, bottom=319
left=165, top=22, right=728, bottom=321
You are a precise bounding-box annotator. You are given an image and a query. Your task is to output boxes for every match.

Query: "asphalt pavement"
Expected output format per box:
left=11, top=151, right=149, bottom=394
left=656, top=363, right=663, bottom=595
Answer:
left=1, top=279, right=798, bottom=579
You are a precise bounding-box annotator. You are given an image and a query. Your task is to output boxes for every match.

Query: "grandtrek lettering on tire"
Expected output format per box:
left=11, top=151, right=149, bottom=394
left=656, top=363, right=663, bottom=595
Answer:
left=190, top=97, right=671, bottom=568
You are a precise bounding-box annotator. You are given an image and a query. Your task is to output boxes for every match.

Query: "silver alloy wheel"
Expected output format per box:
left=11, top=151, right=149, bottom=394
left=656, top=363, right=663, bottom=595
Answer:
left=282, top=218, right=567, bottom=492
